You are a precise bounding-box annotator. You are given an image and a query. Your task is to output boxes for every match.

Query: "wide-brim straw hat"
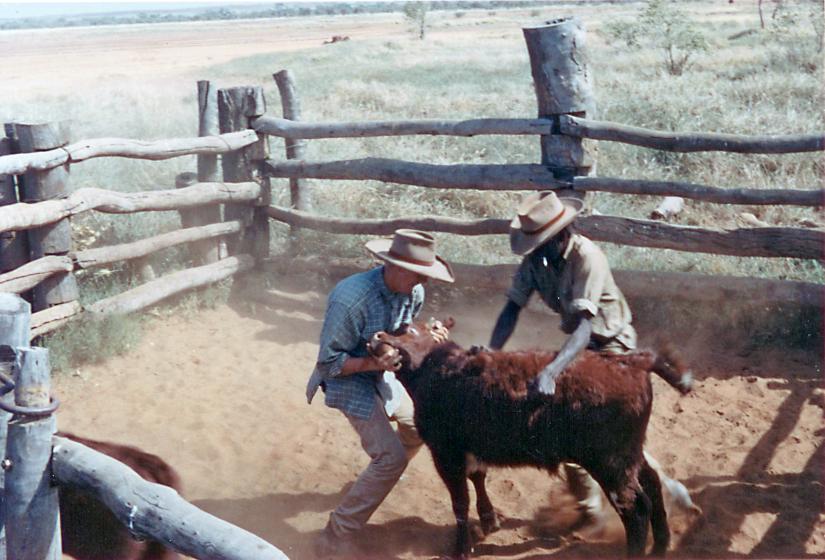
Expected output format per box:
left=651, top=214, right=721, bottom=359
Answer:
left=509, top=191, right=584, bottom=255
left=366, top=229, right=455, bottom=283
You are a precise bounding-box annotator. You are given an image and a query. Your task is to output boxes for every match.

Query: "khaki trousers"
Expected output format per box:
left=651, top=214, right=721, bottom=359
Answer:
left=328, top=390, right=422, bottom=536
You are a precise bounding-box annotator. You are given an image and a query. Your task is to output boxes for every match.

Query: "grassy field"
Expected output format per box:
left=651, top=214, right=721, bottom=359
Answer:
left=3, top=1, right=823, bottom=366
left=3, top=2, right=822, bottom=281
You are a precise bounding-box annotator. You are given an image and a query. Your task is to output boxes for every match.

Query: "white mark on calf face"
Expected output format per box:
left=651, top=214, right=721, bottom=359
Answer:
left=465, top=453, right=487, bottom=475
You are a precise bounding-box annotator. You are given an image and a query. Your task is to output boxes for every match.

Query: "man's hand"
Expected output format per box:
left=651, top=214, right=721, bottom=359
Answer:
left=533, top=361, right=564, bottom=396
left=430, top=319, right=450, bottom=343
left=373, top=346, right=402, bottom=372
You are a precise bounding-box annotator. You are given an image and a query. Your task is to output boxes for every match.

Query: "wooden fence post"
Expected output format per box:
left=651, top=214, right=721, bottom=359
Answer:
left=12, top=123, right=79, bottom=312
left=274, top=70, right=309, bottom=255
left=0, top=294, right=33, bottom=560
left=5, top=344, right=61, bottom=559
left=194, top=80, right=225, bottom=262
left=217, top=86, right=270, bottom=261
left=1, top=127, right=31, bottom=294
left=523, top=17, right=597, bottom=204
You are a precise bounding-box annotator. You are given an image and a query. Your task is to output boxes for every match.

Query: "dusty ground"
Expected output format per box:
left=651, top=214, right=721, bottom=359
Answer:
left=52, top=268, right=824, bottom=559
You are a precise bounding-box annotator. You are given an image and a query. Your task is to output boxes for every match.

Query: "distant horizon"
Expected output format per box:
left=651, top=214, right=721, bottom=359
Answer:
left=0, top=1, right=322, bottom=20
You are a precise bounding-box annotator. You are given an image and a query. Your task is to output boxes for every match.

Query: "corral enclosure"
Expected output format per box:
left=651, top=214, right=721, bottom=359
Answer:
left=0, top=1, right=823, bottom=559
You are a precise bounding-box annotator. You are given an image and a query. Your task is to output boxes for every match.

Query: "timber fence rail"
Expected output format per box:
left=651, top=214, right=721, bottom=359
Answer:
left=0, top=85, right=269, bottom=341
left=252, top=19, right=823, bottom=265
left=0, top=130, right=258, bottom=176
left=0, top=82, right=283, bottom=559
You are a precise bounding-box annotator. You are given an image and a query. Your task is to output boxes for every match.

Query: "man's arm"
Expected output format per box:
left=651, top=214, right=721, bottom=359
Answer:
left=535, top=314, right=592, bottom=395
left=339, top=352, right=401, bottom=376
left=489, top=299, right=523, bottom=350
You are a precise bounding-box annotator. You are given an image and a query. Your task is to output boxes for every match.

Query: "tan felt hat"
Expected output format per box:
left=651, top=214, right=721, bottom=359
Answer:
left=366, top=229, right=455, bottom=283
left=509, top=191, right=583, bottom=255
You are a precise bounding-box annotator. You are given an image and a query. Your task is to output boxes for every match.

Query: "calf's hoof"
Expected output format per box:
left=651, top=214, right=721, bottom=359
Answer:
left=480, top=511, right=501, bottom=535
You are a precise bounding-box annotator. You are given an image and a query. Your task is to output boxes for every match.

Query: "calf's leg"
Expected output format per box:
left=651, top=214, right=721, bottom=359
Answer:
left=468, top=470, right=500, bottom=535
left=611, top=485, right=651, bottom=557
left=593, top=468, right=650, bottom=558
left=433, top=453, right=473, bottom=559
left=639, top=459, right=669, bottom=556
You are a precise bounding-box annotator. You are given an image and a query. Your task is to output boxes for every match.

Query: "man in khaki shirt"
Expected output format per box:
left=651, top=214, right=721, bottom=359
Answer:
left=489, top=191, right=696, bottom=532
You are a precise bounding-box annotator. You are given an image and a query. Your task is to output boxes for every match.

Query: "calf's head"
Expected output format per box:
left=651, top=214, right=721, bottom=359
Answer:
left=368, top=317, right=455, bottom=371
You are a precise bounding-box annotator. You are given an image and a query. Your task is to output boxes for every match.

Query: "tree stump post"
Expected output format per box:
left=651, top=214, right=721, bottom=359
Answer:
left=274, top=70, right=309, bottom=255
left=13, top=122, right=79, bottom=312
left=5, top=344, right=61, bottom=560
left=217, top=87, right=270, bottom=261
left=0, top=294, right=33, bottom=560
left=1, top=127, right=32, bottom=297
left=523, top=17, right=597, bottom=206
left=194, top=80, right=225, bottom=262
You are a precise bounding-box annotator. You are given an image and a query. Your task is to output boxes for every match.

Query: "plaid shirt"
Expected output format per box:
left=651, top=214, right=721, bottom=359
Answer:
left=306, top=266, right=424, bottom=420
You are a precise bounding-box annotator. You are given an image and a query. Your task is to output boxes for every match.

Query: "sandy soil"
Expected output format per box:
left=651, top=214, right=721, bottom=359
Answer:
left=52, top=268, right=824, bottom=559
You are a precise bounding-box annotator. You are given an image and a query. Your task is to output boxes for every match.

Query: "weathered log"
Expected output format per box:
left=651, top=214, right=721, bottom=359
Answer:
left=65, top=130, right=259, bottom=162
left=252, top=115, right=554, bottom=139
left=196, top=81, right=226, bottom=262
left=577, top=214, right=824, bottom=259
left=274, top=70, right=309, bottom=211
left=274, top=70, right=310, bottom=254
left=650, top=196, right=684, bottom=220
left=0, top=132, right=259, bottom=176
left=560, top=115, right=825, bottom=154
left=0, top=293, right=32, bottom=560
left=0, top=256, right=73, bottom=294
left=5, top=346, right=61, bottom=560
left=75, top=221, right=242, bottom=269
left=265, top=158, right=567, bottom=191
left=573, top=176, right=824, bottom=206
left=219, top=86, right=269, bottom=260
left=0, top=182, right=260, bottom=235
left=51, top=436, right=289, bottom=560
left=267, top=205, right=505, bottom=235
left=198, top=81, right=222, bottom=183
left=13, top=122, right=78, bottom=311
left=0, top=135, right=29, bottom=276
left=524, top=17, right=596, bottom=186
left=0, top=149, right=68, bottom=176
left=14, top=122, right=71, bottom=153
left=86, top=255, right=254, bottom=317
left=30, top=300, right=83, bottom=339
left=265, top=158, right=824, bottom=206
left=266, top=205, right=824, bottom=259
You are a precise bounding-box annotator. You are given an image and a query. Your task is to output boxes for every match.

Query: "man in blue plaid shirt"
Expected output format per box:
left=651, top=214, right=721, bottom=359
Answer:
left=308, top=229, right=454, bottom=557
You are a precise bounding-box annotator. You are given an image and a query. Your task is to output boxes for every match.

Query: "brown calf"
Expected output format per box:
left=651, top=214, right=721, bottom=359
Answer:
left=369, top=319, right=692, bottom=559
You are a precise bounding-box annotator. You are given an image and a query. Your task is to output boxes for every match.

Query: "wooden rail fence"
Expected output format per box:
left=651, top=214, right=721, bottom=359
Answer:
left=0, top=14, right=822, bottom=560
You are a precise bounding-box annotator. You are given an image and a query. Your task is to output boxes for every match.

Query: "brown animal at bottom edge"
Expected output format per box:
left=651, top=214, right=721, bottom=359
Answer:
left=57, top=432, right=182, bottom=560
left=369, top=318, right=692, bottom=559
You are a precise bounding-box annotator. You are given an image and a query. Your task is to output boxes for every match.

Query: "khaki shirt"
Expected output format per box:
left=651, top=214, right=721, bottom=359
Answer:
left=507, top=234, right=637, bottom=350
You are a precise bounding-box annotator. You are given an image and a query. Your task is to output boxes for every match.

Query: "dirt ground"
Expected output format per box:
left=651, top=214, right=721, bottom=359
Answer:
left=52, top=267, right=824, bottom=559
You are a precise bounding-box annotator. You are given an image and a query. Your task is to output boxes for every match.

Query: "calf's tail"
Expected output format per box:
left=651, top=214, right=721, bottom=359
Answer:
left=651, top=345, right=693, bottom=395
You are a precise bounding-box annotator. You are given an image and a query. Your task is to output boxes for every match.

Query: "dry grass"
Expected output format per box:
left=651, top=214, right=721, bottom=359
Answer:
left=2, top=1, right=822, bottom=283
